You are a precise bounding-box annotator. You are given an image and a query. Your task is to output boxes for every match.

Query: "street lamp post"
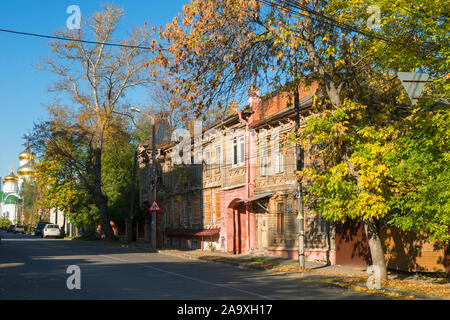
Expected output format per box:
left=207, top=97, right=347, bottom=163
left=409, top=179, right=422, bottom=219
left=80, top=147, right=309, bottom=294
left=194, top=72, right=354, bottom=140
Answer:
left=151, top=116, right=157, bottom=250
left=126, top=108, right=156, bottom=248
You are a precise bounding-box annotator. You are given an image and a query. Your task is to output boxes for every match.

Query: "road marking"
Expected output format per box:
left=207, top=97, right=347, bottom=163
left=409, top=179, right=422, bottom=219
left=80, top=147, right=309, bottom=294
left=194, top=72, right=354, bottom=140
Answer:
left=0, top=263, right=25, bottom=268
left=96, top=254, right=274, bottom=300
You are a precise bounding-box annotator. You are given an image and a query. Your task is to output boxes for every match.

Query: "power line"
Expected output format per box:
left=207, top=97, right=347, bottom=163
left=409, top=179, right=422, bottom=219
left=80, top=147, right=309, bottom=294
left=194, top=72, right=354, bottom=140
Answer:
left=257, top=0, right=440, bottom=56
left=0, top=28, right=168, bottom=51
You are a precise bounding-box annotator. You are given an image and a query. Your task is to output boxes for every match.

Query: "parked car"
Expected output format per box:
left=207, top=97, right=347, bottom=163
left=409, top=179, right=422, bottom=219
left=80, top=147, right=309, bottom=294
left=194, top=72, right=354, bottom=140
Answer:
left=7, top=225, right=15, bottom=233
left=14, top=225, right=25, bottom=234
left=34, top=222, right=50, bottom=237
left=42, top=224, right=61, bottom=238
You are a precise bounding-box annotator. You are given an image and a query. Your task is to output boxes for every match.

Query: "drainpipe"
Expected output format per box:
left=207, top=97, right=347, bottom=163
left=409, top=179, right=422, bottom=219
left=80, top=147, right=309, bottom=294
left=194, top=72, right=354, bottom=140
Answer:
left=238, top=111, right=251, bottom=254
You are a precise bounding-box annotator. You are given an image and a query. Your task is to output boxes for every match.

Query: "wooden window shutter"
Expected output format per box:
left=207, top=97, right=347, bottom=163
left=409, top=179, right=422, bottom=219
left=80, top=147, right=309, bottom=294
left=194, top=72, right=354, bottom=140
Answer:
left=215, top=193, right=221, bottom=224
left=183, top=200, right=189, bottom=225
left=193, top=198, right=201, bottom=223
left=167, top=202, right=172, bottom=226
left=205, top=195, right=212, bottom=224
left=174, top=201, right=179, bottom=227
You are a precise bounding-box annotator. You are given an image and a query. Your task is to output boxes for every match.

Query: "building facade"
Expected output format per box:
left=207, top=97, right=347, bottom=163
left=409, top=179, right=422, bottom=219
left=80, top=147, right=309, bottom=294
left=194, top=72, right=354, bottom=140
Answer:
left=138, top=84, right=334, bottom=264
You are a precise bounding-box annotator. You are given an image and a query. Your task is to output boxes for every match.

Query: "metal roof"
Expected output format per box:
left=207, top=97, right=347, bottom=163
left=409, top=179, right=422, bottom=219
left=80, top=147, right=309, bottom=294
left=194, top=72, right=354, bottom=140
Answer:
left=237, top=192, right=273, bottom=203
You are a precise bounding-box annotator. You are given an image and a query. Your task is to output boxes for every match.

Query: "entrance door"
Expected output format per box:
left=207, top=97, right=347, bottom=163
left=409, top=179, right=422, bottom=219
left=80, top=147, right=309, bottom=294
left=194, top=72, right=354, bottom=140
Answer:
left=256, top=214, right=269, bottom=251
left=236, top=210, right=247, bottom=254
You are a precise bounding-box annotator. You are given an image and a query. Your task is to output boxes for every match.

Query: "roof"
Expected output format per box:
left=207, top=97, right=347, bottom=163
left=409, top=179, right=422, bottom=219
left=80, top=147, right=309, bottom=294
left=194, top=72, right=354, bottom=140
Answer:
left=237, top=193, right=273, bottom=203
left=4, top=195, right=19, bottom=205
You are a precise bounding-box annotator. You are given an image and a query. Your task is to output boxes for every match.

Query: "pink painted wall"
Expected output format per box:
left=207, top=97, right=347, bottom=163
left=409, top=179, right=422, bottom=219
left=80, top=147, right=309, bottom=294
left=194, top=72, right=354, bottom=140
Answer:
left=219, top=186, right=246, bottom=253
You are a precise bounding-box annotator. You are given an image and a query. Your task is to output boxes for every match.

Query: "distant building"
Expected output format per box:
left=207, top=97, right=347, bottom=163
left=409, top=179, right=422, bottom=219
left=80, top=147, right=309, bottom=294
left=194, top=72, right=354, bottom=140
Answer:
left=0, top=170, right=20, bottom=223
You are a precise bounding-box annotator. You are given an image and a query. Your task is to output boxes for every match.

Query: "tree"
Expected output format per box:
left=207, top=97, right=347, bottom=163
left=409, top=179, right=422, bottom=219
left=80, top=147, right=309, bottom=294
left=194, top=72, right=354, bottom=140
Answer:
left=20, top=178, right=40, bottom=228
left=32, top=5, right=160, bottom=240
left=0, top=218, right=12, bottom=229
left=162, top=0, right=448, bottom=278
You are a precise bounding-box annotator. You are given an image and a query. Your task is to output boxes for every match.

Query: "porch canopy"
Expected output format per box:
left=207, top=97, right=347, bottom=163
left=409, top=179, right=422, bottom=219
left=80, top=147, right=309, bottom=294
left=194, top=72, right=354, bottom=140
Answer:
left=236, top=193, right=272, bottom=203
left=165, top=228, right=220, bottom=237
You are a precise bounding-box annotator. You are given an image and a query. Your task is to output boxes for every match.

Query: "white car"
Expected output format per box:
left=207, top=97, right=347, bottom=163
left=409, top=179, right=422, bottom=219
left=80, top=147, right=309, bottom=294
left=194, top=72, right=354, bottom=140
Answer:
left=42, top=224, right=61, bottom=238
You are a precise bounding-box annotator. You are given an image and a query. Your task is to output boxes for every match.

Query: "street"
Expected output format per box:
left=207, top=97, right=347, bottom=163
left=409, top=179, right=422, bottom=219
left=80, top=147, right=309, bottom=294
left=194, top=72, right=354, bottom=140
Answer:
left=0, top=232, right=389, bottom=300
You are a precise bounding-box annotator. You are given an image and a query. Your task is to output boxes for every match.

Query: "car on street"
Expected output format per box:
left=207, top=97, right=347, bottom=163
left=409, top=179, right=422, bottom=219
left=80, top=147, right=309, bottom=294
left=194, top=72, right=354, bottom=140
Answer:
left=7, top=225, right=15, bottom=233
left=42, top=224, right=61, bottom=238
left=14, top=225, right=25, bottom=234
left=34, top=222, right=50, bottom=237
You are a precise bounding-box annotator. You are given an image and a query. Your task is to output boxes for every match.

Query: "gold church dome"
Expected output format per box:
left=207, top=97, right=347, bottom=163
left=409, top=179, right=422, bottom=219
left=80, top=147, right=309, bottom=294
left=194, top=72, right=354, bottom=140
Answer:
left=3, top=170, right=19, bottom=183
left=17, top=163, right=35, bottom=178
left=19, top=150, right=32, bottom=161
left=19, top=136, right=35, bottom=161
left=19, top=148, right=35, bottom=161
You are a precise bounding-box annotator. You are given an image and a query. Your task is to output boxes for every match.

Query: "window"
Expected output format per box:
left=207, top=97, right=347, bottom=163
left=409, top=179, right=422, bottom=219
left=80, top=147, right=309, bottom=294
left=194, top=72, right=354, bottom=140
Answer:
left=215, top=146, right=222, bottom=172
left=232, top=136, right=245, bottom=168
left=232, top=138, right=238, bottom=166
left=272, top=131, right=284, bottom=174
left=275, top=142, right=285, bottom=173
left=239, top=136, right=245, bottom=165
left=205, top=148, right=211, bottom=177
left=317, top=213, right=327, bottom=234
left=276, top=202, right=285, bottom=233
left=260, top=144, right=268, bottom=176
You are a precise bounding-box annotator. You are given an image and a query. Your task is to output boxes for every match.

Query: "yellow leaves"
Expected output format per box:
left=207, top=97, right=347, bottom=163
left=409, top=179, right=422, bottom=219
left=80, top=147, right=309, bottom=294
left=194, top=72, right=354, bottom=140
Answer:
left=276, top=51, right=284, bottom=63
left=329, top=162, right=349, bottom=182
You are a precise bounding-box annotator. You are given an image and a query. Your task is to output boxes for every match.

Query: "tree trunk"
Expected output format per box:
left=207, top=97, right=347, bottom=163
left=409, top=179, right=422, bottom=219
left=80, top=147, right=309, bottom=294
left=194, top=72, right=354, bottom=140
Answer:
left=96, top=194, right=116, bottom=241
left=364, top=218, right=387, bottom=280
left=93, top=145, right=116, bottom=241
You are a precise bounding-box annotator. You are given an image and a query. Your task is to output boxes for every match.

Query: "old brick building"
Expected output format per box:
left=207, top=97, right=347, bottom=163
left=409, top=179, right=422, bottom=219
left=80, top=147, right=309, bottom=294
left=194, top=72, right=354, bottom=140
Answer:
left=137, top=84, right=448, bottom=275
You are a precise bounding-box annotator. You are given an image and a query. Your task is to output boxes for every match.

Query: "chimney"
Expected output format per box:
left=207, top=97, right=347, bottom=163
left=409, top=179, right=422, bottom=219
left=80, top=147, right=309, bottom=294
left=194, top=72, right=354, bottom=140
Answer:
left=248, top=85, right=261, bottom=108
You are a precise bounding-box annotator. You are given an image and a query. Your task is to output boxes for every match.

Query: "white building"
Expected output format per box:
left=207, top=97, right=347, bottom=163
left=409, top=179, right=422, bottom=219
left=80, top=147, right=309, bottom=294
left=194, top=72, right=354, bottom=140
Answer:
left=0, top=170, right=20, bottom=223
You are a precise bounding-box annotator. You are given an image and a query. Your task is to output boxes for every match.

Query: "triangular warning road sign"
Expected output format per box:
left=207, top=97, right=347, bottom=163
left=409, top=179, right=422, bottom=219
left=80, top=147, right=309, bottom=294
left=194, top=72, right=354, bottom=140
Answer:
left=149, top=200, right=161, bottom=212
left=398, top=72, right=429, bottom=105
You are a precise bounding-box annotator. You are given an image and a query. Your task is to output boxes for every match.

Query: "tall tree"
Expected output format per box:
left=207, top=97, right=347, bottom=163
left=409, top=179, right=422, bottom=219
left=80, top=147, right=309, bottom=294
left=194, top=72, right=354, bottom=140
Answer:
left=32, top=5, right=160, bottom=240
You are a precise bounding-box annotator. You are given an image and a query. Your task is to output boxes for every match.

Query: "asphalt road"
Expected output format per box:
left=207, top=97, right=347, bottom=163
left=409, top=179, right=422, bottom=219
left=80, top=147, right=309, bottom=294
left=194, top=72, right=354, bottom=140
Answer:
left=0, top=231, right=388, bottom=300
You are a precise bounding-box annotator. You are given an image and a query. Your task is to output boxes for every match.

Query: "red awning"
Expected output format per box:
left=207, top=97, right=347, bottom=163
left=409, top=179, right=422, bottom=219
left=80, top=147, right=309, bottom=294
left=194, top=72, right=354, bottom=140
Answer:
left=165, top=228, right=220, bottom=237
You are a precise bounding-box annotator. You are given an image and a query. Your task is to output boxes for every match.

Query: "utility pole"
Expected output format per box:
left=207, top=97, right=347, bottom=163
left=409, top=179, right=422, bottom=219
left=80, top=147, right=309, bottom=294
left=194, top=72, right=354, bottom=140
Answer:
left=151, top=117, right=157, bottom=250
left=294, top=79, right=305, bottom=269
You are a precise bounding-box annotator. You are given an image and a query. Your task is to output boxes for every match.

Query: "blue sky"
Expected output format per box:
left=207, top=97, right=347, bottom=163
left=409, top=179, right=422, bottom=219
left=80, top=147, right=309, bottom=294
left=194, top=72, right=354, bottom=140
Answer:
left=0, top=0, right=188, bottom=180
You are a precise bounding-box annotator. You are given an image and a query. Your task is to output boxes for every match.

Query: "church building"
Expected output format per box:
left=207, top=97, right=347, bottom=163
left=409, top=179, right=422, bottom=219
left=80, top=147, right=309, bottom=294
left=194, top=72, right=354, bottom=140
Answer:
left=0, top=139, right=35, bottom=224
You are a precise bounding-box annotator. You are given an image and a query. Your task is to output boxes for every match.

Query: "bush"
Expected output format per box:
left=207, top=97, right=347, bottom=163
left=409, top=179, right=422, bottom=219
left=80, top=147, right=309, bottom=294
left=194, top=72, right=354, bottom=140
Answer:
left=0, top=218, right=12, bottom=229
